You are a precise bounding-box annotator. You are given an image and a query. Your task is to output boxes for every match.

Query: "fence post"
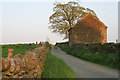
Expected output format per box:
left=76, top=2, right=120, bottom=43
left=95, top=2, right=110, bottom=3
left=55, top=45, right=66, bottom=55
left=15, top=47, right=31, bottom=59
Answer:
left=39, top=42, right=42, bottom=47
left=29, top=43, right=32, bottom=51
left=116, top=39, right=118, bottom=43
left=36, top=42, right=38, bottom=48
left=8, top=49, right=13, bottom=58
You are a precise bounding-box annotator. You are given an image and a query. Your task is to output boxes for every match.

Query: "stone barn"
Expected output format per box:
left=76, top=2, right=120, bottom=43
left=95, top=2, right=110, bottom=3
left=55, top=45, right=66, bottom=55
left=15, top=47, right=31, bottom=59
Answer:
left=68, top=13, right=108, bottom=47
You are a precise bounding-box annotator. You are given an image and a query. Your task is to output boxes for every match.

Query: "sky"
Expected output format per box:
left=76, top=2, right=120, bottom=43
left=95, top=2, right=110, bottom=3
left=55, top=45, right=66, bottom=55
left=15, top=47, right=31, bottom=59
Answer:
left=0, top=0, right=119, bottom=44
left=118, top=1, right=120, bottom=42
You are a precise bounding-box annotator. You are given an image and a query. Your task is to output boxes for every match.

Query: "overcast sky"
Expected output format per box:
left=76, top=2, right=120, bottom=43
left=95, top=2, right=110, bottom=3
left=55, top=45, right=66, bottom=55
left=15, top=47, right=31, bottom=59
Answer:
left=0, top=0, right=119, bottom=44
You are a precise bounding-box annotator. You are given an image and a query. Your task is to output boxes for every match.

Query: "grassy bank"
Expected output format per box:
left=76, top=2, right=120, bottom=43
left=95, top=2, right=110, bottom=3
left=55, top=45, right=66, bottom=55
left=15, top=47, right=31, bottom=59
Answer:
left=2, top=44, right=36, bottom=58
left=56, top=43, right=119, bottom=70
left=42, top=53, right=76, bottom=78
left=42, top=44, right=76, bottom=78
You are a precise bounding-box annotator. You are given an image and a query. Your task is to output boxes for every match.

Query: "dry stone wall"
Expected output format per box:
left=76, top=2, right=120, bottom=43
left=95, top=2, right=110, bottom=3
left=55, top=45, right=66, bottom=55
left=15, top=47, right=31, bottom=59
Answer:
left=72, top=43, right=120, bottom=54
left=56, top=42, right=120, bottom=54
left=1, top=42, right=48, bottom=78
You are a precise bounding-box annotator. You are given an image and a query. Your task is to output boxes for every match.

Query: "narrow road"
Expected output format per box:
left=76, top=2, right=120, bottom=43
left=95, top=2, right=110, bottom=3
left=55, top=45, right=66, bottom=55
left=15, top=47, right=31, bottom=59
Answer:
left=51, top=46, right=119, bottom=78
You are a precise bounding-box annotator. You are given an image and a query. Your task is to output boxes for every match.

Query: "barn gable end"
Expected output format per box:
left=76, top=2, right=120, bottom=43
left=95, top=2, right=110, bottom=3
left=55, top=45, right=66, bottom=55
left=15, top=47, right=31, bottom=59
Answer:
left=69, top=13, right=108, bottom=47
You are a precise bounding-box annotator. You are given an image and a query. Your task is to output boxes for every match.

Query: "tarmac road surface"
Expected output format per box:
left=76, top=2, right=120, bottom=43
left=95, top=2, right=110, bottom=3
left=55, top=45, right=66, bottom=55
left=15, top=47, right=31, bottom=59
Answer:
left=51, top=46, right=119, bottom=78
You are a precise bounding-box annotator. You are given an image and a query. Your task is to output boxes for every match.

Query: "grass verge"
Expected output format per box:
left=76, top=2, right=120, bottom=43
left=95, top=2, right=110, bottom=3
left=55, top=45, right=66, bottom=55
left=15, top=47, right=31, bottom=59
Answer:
left=2, top=44, right=36, bottom=58
left=56, top=43, right=119, bottom=70
left=41, top=53, right=76, bottom=78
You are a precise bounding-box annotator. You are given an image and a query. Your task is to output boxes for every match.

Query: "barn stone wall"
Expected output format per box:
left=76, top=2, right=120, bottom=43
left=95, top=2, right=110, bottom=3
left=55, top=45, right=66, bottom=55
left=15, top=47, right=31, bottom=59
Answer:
left=69, top=29, right=73, bottom=47
left=69, top=13, right=107, bottom=47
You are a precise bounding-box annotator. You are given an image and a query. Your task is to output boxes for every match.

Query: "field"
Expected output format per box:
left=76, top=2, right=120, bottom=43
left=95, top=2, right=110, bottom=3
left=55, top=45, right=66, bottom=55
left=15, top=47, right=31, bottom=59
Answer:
left=56, top=43, right=119, bottom=70
left=2, top=44, right=36, bottom=58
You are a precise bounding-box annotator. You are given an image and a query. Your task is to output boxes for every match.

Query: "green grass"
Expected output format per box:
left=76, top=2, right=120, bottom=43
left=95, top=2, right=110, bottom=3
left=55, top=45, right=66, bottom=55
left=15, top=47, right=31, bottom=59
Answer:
left=42, top=53, right=76, bottom=78
left=56, top=43, right=119, bottom=70
left=0, top=45, right=2, bottom=58
left=2, top=44, right=36, bottom=58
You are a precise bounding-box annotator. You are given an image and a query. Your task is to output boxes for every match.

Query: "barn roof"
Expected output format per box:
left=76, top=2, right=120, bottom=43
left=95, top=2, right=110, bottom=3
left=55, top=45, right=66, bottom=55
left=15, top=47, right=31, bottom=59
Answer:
left=68, top=13, right=108, bottom=32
